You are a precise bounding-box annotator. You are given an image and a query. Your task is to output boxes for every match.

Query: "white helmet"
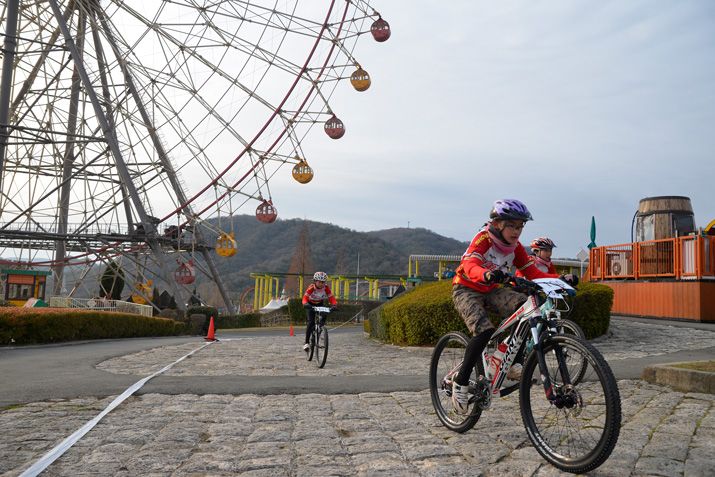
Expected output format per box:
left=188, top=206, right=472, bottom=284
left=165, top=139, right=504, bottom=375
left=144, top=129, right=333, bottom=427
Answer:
left=313, top=271, right=328, bottom=282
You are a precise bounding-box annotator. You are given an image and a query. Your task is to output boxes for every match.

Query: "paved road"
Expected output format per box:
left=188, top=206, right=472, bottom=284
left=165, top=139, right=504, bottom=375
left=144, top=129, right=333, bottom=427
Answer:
left=0, top=317, right=713, bottom=476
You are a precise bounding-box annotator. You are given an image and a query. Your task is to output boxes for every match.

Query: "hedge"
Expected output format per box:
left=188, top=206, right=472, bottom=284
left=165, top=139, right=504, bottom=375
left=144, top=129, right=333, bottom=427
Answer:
left=186, top=305, right=220, bottom=335
left=0, top=307, right=189, bottom=345
left=368, top=280, right=614, bottom=346
left=215, top=313, right=262, bottom=329
left=567, top=282, right=614, bottom=339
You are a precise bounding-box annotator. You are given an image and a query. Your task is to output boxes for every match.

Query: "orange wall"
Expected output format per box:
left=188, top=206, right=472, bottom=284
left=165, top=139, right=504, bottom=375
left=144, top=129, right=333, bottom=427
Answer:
left=601, top=281, right=715, bottom=322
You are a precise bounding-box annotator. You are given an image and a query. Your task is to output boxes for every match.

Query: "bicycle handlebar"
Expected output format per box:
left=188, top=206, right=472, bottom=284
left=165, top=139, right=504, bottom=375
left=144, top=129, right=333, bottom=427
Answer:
left=502, top=275, right=576, bottom=298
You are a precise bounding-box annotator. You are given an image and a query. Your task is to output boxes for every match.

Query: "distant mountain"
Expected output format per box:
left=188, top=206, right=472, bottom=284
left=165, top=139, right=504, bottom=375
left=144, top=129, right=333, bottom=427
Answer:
left=9, top=216, right=468, bottom=305
left=209, top=216, right=468, bottom=294
left=366, top=227, right=468, bottom=257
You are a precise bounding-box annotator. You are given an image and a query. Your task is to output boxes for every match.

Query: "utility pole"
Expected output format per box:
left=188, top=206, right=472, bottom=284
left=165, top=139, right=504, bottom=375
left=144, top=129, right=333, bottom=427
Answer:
left=355, top=251, right=360, bottom=299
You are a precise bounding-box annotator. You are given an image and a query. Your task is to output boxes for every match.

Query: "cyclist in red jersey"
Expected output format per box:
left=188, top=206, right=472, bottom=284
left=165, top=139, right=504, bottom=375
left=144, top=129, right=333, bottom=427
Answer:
left=517, top=237, right=558, bottom=276
left=301, top=271, right=337, bottom=351
left=450, top=199, right=577, bottom=414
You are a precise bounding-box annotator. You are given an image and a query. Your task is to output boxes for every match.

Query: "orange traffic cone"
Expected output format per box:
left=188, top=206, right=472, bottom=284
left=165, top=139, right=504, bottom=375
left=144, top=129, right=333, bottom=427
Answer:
left=205, top=316, right=217, bottom=341
left=289, top=323, right=294, bottom=336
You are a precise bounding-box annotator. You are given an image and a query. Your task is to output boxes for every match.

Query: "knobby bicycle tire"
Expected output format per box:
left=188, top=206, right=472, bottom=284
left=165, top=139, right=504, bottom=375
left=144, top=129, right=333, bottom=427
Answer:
left=429, top=331, right=483, bottom=433
left=307, top=328, right=316, bottom=361
left=316, top=327, right=329, bottom=368
left=519, top=335, right=621, bottom=473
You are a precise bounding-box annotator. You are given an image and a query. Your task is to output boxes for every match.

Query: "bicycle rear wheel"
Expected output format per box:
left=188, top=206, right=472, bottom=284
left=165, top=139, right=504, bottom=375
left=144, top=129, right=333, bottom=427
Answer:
left=520, top=335, right=621, bottom=473
left=552, top=319, right=587, bottom=385
left=429, top=331, right=482, bottom=433
left=315, top=327, right=329, bottom=368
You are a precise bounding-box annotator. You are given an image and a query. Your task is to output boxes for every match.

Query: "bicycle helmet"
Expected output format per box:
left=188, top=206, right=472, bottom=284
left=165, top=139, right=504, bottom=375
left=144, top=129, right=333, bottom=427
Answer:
left=489, top=199, right=533, bottom=221
left=531, top=237, right=556, bottom=251
left=313, top=271, right=328, bottom=282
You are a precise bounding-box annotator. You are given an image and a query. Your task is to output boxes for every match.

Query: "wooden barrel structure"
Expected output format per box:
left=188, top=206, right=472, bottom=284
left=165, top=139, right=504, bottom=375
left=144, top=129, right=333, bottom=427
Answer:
left=635, top=196, right=695, bottom=242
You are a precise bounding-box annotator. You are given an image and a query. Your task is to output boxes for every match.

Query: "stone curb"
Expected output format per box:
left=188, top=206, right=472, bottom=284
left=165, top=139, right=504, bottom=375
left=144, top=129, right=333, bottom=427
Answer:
left=642, top=361, right=715, bottom=394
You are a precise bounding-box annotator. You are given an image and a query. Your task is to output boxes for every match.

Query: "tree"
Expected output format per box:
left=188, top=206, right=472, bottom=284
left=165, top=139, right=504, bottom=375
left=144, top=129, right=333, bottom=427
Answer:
left=100, top=260, right=125, bottom=300
left=285, top=223, right=314, bottom=295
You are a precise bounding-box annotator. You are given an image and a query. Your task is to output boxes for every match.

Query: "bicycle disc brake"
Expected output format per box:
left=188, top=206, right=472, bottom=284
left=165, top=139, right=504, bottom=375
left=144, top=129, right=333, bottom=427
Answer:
left=471, top=376, right=492, bottom=411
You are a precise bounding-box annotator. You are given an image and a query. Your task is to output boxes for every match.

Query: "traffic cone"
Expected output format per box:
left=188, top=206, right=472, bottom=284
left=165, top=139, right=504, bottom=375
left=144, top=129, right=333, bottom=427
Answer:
left=289, top=323, right=294, bottom=336
left=205, top=316, right=217, bottom=341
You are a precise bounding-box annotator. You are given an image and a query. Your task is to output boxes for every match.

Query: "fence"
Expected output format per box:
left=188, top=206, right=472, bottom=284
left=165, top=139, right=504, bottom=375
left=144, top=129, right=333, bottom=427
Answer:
left=49, top=296, right=153, bottom=317
left=589, top=235, right=715, bottom=281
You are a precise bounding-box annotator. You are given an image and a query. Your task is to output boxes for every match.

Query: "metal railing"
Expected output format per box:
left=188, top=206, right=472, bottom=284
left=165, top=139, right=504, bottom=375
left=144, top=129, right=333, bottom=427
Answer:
left=589, top=235, right=715, bottom=281
left=49, top=296, right=153, bottom=317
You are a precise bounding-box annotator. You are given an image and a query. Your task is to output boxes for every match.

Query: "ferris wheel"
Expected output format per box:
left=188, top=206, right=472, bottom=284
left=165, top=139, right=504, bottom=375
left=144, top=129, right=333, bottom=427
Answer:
left=0, top=0, right=390, bottom=313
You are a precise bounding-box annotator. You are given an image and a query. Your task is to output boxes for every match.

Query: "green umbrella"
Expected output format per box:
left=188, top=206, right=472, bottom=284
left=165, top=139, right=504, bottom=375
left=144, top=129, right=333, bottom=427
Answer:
left=588, top=216, right=597, bottom=249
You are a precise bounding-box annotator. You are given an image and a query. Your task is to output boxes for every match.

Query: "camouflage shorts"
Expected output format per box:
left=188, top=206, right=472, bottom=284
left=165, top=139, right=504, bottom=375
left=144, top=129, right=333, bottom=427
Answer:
left=452, top=284, right=527, bottom=335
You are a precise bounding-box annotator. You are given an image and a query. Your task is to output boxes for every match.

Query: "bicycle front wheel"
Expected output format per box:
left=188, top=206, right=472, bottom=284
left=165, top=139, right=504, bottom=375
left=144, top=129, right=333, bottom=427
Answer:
left=315, top=327, right=329, bottom=368
left=307, top=329, right=315, bottom=361
left=429, top=331, right=482, bottom=433
left=520, top=335, right=621, bottom=473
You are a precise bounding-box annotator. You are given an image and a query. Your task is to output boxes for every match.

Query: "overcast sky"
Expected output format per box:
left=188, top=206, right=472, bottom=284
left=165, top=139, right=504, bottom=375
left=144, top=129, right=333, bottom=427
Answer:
left=267, top=0, right=715, bottom=257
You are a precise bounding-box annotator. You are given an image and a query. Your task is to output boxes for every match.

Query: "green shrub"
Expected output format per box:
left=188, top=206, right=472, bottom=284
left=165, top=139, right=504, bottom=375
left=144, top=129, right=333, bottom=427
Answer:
left=369, top=280, right=613, bottom=346
left=216, top=313, right=262, bottom=329
left=567, top=282, right=613, bottom=339
left=0, top=308, right=188, bottom=345
left=186, top=305, right=219, bottom=334
left=287, top=299, right=307, bottom=324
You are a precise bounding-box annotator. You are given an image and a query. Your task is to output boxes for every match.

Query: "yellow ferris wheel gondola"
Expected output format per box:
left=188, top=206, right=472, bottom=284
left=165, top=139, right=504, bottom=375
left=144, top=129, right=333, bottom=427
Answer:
left=292, top=158, right=314, bottom=184
left=216, top=231, right=237, bottom=257
left=350, top=66, right=371, bottom=92
left=131, top=279, right=153, bottom=305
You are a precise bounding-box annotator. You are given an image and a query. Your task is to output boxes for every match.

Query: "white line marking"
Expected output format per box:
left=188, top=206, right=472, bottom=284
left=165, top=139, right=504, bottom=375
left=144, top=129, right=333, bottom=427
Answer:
left=20, top=341, right=215, bottom=477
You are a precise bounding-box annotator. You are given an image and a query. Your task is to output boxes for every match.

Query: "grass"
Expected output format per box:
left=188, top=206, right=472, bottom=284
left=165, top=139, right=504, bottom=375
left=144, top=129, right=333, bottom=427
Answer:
left=671, top=360, right=715, bottom=373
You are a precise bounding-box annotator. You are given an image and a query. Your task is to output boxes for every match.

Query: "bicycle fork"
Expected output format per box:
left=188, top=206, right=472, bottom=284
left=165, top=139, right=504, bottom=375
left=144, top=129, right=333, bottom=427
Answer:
left=529, top=315, right=572, bottom=402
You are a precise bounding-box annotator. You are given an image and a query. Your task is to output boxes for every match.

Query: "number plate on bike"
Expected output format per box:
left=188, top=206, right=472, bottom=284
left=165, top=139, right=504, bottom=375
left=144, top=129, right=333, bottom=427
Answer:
left=313, top=306, right=331, bottom=313
left=532, top=278, right=574, bottom=298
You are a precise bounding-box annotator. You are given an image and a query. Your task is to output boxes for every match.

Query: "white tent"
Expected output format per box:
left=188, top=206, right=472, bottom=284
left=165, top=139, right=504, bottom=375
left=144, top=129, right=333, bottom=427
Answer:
left=259, top=297, right=289, bottom=313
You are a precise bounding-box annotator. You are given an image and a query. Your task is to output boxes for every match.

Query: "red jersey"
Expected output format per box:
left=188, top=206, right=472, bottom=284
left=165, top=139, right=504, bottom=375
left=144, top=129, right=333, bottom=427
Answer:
left=453, top=227, right=558, bottom=293
left=516, top=256, right=557, bottom=276
left=302, top=283, right=337, bottom=305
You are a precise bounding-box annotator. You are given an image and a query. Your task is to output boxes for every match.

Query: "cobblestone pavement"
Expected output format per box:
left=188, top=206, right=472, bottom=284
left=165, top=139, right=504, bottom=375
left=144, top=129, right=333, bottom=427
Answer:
left=1, top=319, right=714, bottom=477
left=95, top=318, right=715, bottom=377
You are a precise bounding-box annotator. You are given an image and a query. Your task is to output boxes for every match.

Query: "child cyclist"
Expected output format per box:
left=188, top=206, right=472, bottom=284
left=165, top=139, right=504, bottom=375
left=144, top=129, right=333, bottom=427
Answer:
left=519, top=237, right=558, bottom=275
left=451, top=199, right=578, bottom=414
left=301, top=271, right=338, bottom=351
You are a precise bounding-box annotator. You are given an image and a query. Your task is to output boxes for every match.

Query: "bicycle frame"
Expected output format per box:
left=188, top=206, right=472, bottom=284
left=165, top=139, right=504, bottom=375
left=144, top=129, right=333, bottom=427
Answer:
left=481, top=279, right=575, bottom=401
left=313, top=306, right=331, bottom=329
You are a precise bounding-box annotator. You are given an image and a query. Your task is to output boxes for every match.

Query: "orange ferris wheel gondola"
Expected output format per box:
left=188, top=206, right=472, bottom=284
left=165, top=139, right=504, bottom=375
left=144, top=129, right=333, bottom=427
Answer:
left=216, top=232, right=237, bottom=257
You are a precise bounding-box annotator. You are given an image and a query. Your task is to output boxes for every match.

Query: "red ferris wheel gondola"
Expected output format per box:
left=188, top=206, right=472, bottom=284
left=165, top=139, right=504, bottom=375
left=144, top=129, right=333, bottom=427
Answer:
left=370, top=17, right=391, bottom=42
left=324, top=115, right=345, bottom=139
left=175, top=259, right=196, bottom=285
left=256, top=199, right=278, bottom=223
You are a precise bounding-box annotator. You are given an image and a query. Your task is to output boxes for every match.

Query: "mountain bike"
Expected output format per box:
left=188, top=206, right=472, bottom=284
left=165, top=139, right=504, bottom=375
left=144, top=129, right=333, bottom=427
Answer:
left=306, top=306, right=331, bottom=368
left=429, top=277, right=620, bottom=474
